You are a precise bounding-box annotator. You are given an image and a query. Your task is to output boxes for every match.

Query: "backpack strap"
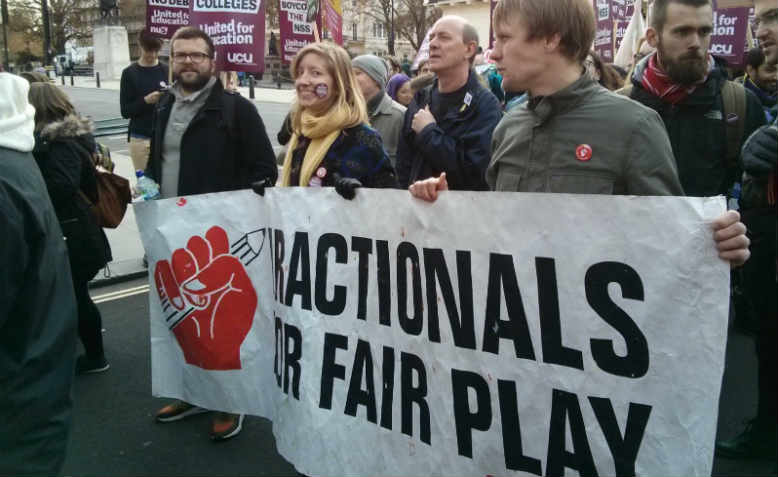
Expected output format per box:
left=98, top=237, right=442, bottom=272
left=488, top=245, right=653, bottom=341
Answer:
left=720, top=80, right=747, bottom=169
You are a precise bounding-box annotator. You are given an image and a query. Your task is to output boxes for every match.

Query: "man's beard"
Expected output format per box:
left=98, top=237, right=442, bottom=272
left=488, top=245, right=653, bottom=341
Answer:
left=176, top=69, right=211, bottom=91
left=657, top=40, right=709, bottom=85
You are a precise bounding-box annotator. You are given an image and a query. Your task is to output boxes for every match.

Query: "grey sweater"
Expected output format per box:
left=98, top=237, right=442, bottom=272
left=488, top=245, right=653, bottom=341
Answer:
left=160, top=77, right=217, bottom=198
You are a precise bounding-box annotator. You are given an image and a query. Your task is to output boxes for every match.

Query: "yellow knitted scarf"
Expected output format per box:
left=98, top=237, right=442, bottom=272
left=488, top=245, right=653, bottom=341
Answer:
left=281, top=106, right=354, bottom=187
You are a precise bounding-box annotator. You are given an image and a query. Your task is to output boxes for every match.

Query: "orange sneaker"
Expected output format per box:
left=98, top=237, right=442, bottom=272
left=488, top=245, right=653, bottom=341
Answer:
left=210, top=412, right=244, bottom=441
left=155, top=400, right=208, bottom=423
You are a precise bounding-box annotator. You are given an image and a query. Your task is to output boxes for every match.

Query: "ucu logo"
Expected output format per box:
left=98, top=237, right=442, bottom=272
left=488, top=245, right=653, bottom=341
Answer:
left=227, top=52, right=254, bottom=64
left=709, top=44, right=732, bottom=55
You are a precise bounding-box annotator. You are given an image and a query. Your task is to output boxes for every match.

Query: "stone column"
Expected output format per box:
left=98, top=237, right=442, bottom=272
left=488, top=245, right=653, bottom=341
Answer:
left=93, top=25, right=130, bottom=81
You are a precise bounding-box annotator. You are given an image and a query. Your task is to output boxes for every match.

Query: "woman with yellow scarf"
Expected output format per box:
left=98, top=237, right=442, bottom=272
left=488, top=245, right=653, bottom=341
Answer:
left=254, top=42, right=397, bottom=198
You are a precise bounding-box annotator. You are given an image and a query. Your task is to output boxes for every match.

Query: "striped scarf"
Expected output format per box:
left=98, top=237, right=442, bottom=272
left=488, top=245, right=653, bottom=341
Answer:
left=640, top=52, right=714, bottom=105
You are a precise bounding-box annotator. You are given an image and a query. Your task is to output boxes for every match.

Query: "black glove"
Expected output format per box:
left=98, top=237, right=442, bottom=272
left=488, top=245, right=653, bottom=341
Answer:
left=251, top=178, right=274, bottom=196
left=333, top=173, right=362, bottom=200
left=742, top=125, right=778, bottom=175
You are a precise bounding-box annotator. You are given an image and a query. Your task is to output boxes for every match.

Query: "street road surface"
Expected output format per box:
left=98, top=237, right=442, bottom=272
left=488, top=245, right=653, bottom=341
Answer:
left=63, top=86, right=291, bottom=152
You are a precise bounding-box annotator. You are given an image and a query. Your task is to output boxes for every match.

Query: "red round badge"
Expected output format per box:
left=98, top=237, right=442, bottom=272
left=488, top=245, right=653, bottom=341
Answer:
left=575, top=144, right=592, bottom=161
left=575, top=144, right=593, bottom=161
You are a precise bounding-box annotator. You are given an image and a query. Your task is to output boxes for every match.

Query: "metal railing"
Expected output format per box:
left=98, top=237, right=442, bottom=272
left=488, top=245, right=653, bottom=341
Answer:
left=93, top=117, right=129, bottom=137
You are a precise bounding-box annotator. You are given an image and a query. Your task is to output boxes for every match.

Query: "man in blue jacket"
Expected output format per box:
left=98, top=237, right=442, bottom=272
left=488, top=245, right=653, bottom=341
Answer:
left=395, top=15, right=502, bottom=190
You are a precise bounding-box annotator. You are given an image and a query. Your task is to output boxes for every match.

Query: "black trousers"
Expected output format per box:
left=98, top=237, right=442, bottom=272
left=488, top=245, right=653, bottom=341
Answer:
left=72, top=275, right=105, bottom=359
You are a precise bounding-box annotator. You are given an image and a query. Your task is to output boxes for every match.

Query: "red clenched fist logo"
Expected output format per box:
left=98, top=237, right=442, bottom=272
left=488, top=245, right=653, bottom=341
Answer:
left=155, top=226, right=258, bottom=370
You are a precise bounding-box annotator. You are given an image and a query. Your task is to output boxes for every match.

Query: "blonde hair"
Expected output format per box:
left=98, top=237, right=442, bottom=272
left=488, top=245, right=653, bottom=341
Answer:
left=28, top=82, right=75, bottom=131
left=493, top=0, right=595, bottom=63
left=289, top=42, right=367, bottom=132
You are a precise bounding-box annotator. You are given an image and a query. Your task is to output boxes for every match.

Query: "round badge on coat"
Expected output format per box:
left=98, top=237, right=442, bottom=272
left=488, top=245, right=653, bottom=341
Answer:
left=575, top=144, right=593, bottom=161
left=316, top=167, right=327, bottom=178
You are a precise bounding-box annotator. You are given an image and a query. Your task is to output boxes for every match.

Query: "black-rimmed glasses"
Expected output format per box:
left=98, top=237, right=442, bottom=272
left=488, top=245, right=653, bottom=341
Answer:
left=172, top=52, right=211, bottom=64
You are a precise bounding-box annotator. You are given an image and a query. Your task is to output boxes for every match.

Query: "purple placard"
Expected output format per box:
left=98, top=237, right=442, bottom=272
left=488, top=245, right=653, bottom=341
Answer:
left=593, top=0, right=638, bottom=61
left=613, top=0, right=637, bottom=53
left=278, top=0, right=322, bottom=63
left=594, top=0, right=614, bottom=62
left=147, top=0, right=190, bottom=39
left=709, top=4, right=750, bottom=66
left=188, top=0, right=266, bottom=72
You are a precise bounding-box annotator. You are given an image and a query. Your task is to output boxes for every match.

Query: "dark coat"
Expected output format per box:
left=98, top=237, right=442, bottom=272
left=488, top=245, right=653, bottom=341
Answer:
left=396, top=70, right=502, bottom=190
left=146, top=80, right=278, bottom=195
left=738, top=121, right=777, bottom=327
left=740, top=120, right=778, bottom=212
left=0, top=145, right=78, bottom=476
left=119, top=61, right=169, bottom=138
left=629, top=61, right=766, bottom=197
left=32, top=115, right=112, bottom=283
left=288, top=124, right=398, bottom=188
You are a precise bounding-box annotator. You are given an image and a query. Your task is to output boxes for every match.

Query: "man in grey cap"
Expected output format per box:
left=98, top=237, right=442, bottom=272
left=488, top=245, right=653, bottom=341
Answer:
left=352, top=54, right=406, bottom=166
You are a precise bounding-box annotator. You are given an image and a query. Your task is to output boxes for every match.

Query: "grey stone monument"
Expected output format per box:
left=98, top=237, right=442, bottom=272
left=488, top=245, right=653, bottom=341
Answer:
left=92, top=0, right=129, bottom=81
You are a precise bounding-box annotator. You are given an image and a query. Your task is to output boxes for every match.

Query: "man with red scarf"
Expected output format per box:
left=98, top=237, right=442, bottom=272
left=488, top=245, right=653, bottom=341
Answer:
left=626, top=0, right=765, bottom=198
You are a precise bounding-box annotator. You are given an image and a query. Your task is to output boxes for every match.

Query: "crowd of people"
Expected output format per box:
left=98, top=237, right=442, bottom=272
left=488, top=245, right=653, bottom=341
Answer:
left=1, top=0, right=775, bottom=474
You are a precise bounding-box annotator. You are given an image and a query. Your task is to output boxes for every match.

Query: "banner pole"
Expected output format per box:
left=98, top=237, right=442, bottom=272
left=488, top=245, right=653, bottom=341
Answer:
left=315, top=0, right=321, bottom=42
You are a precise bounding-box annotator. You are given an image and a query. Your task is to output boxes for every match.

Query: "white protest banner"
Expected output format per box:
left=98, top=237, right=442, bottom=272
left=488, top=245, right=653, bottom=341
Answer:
left=412, top=30, right=431, bottom=70
left=136, top=189, right=729, bottom=477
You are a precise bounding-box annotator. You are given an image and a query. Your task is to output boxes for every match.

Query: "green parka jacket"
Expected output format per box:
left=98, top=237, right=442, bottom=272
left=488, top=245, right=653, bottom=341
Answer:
left=488, top=75, right=684, bottom=196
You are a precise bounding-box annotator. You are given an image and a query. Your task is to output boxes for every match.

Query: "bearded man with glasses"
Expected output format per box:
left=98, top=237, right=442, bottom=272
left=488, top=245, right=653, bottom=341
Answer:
left=144, top=26, right=277, bottom=441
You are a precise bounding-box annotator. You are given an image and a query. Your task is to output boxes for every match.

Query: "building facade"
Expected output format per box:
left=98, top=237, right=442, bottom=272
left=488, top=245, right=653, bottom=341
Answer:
left=340, top=0, right=416, bottom=60
left=428, top=0, right=490, bottom=50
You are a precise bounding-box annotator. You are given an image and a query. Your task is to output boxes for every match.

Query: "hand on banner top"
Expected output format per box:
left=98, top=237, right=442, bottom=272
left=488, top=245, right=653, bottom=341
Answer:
left=409, top=172, right=448, bottom=202
left=251, top=178, right=274, bottom=196
left=333, top=173, right=362, bottom=200
left=154, top=226, right=259, bottom=370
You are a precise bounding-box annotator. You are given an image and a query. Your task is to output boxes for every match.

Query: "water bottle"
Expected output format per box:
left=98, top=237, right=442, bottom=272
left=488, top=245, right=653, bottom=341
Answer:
left=135, top=170, right=160, bottom=200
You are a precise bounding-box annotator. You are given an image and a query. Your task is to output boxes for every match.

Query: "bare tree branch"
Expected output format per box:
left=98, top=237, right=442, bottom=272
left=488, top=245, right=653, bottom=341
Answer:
left=355, top=0, right=394, bottom=53
left=395, top=0, right=439, bottom=51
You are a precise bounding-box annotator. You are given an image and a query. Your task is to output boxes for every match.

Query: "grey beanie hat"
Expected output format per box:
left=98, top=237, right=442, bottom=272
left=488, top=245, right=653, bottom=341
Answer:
left=352, top=54, right=388, bottom=90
